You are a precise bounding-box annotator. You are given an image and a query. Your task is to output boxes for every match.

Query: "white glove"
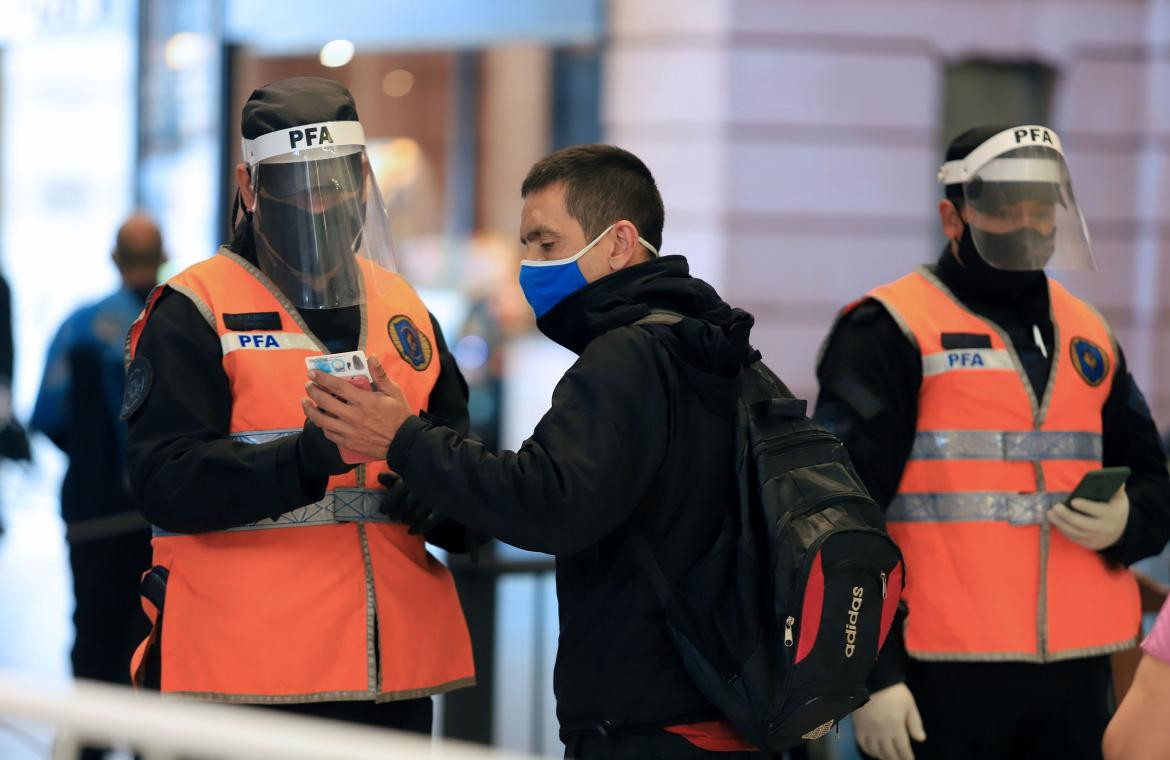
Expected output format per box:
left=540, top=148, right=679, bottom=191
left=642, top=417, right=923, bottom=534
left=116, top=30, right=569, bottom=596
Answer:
left=853, top=683, right=926, bottom=760
left=1049, top=485, right=1129, bottom=551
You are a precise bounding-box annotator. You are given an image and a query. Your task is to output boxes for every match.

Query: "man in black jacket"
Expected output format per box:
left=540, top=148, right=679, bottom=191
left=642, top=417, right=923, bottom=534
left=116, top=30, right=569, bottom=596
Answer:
left=304, top=145, right=768, bottom=759
left=814, top=126, right=1170, bottom=760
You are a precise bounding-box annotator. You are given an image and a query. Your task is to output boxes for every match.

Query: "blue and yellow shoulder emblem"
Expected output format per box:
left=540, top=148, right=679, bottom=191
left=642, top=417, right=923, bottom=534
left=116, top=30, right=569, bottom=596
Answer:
left=387, top=315, right=433, bottom=371
left=1070, top=336, right=1109, bottom=387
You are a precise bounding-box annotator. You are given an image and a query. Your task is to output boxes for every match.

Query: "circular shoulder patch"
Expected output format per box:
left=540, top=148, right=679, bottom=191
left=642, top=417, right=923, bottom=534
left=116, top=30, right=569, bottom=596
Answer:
left=120, top=356, right=154, bottom=420
left=387, top=315, right=433, bottom=371
left=1069, top=336, right=1109, bottom=387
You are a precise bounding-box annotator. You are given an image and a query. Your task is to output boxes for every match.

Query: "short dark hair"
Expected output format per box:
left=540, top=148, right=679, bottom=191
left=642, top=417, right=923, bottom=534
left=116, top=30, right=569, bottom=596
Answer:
left=521, top=144, right=664, bottom=251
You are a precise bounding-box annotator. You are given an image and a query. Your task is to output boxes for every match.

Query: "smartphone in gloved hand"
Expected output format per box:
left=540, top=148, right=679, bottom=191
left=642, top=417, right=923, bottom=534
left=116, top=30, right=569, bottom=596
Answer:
left=305, top=349, right=377, bottom=464
left=1067, top=466, right=1131, bottom=512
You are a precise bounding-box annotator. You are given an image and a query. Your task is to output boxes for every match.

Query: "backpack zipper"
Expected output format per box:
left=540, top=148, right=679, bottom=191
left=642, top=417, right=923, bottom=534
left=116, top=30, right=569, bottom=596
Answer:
left=774, top=491, right=871, bottom=534
left=784, top=616, right=795, bottom=647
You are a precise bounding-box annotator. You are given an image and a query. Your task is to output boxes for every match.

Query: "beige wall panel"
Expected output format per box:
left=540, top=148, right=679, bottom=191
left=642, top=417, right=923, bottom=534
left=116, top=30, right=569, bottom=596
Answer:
left=726, top=141, right=937, bottom=216
left=729, top=48, right=937, bottom=129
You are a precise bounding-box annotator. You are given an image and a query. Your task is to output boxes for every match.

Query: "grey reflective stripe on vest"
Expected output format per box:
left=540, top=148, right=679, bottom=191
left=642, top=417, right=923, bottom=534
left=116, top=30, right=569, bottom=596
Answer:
left=229, top=488, right=388, bottom=531
left=887, top=491, right=1069, bottom=525
left=151, top=430, right=384, bottom=537
left=909, top=431, right=1103, bottom=462
left=151, top=489, right=388, bottom=537
left=230, top=429, right=300, bottom=445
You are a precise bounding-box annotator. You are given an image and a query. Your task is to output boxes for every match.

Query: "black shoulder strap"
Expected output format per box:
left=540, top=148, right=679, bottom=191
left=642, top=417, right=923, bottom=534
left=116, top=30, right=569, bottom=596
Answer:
left=632, top=309, right=685, bottom=327
left=627, top=308, right=688, bottom=607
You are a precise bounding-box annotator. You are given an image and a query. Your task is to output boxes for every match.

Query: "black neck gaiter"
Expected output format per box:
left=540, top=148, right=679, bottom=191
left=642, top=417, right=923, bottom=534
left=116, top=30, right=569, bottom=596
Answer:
left=949, top=224, right=1046, bottom=301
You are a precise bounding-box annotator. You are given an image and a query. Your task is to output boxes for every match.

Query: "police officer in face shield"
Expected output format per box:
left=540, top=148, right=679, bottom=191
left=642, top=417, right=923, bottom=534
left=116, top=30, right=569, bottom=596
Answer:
left=122, top=77, right=477, bottom=732
left=814, top=125, right=1170, bottom=760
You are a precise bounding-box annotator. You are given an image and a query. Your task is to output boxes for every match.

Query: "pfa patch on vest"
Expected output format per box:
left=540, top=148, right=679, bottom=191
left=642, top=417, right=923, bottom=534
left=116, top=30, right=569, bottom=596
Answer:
left=220, top=332, right=318, bottom=354
left=120, top=356, right=153, bottom=420
left=1070, top=336, right=1109, bottom=386
left=387, top=315, right=433, bottom=371
left=922, top=348, right=1013, bottom=377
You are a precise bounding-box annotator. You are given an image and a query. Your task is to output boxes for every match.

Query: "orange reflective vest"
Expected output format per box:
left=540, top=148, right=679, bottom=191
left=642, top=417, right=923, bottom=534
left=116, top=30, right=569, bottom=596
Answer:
left=126, top=248, right=474, bottom=702
left=852, top=267, right=1138, bottom=662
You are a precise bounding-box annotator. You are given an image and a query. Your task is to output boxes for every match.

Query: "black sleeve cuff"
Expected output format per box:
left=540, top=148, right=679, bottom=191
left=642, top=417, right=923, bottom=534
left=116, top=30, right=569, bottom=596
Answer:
left=386, top=415, right=431, bottom=470
left=1098, top=527, right=1132, bottom=566
left=274, top=435, right=328, bottom=519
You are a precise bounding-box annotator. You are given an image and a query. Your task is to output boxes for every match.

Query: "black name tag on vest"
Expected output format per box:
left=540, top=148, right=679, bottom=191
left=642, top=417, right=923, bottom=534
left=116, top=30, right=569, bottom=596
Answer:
left=941, top=332, right=993, bottom=350
left=224, top=312, right=282, bottom=331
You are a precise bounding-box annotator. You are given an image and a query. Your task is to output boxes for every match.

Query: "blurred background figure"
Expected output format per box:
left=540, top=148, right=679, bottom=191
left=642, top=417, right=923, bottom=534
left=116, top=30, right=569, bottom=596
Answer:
left=0, top=268, right=31, bottom=536
left=29, top=213, right=164, bottom=760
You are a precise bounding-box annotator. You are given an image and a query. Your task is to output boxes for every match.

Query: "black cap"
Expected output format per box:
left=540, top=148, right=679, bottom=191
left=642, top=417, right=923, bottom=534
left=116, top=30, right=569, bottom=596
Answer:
left=241, top=77, right=359, bottom=140
left=943, top=125, right=1011, bottom=200
left=944, top=125, right=1012, bottom=164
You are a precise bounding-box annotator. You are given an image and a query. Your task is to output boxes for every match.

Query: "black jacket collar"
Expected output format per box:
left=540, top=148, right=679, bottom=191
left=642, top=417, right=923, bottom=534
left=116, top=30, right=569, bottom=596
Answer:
left=535, top=255, right=756, bottom=373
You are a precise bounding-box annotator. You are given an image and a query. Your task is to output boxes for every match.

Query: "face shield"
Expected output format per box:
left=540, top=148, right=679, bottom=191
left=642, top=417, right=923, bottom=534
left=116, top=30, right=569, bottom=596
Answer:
left=242, top=121, right=399, bottom=309
left=938, top=126, right=1094, bottom=272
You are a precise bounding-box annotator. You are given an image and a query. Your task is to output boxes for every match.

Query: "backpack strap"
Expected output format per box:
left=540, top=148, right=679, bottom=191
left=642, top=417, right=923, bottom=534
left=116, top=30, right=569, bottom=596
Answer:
left=628, top=308, right=689, bottom=608
left=741, top=361, right=803, bottom=413
left=632, top=310, right=685, bottom=327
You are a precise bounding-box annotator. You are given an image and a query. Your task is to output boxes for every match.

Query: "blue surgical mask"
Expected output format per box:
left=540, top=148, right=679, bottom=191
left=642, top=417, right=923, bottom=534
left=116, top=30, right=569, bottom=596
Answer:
left=518, top=224, right=658, bottom=317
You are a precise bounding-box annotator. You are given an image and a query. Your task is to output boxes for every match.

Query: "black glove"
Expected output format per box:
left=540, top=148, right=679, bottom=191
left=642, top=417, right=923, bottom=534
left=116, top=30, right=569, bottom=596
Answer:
left=297, top=419, right=355, bottom=479
left=378, top=472, right=443, bottom=534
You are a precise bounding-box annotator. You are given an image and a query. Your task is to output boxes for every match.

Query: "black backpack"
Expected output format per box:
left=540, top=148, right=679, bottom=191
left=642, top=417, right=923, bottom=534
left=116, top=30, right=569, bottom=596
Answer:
left=631, top=312, right=905, bottom=751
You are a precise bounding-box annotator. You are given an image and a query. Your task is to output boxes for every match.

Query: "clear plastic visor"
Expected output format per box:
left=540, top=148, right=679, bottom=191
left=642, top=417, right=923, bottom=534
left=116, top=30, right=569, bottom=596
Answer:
left=251, top=144, right=398, bottom=309
left=961, top=145, right=1094, bottom=271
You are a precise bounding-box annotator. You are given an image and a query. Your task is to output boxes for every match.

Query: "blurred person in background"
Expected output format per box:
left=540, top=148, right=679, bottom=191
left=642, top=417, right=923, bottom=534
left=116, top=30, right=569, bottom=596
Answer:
left=0, top=267, right=31, bottom=536
left=815, top=125, right=1170, bottom=760
left=122, top=77, right=476, bottom=733
left=304, top=145, right=777, bottom=759
left=30, top=213, right=162, bottom=760
left=1103, top=595, right=1170, bottom=759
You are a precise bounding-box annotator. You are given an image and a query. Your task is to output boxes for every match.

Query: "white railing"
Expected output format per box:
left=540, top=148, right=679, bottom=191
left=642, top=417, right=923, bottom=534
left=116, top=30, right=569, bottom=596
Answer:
left=0, top=670, right=546, bottom=760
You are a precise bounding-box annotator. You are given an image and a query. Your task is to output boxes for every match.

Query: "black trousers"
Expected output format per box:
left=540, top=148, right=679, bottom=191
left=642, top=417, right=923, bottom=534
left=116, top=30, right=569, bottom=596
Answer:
left=264, top=697, right=433, bottom=734
left=67, top=527, right=153, bottom=760
left=862, top=657, right=1113, bottom=760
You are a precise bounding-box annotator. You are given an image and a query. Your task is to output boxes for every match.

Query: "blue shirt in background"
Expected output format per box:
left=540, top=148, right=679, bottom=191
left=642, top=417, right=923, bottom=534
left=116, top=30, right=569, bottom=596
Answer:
left=32, top=287, right=149, bottom=524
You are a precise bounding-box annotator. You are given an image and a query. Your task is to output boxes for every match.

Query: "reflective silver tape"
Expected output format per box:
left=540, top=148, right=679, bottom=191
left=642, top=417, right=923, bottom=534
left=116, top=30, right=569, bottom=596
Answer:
left=887, top=491, right=1070, bottom=525
left=229, top=429, right=301, bottom=445
left=233, top=489, right=388, bottom=531
left=152, top=489, right=387, bottom=537
left=909, top=431, right=1102, bottom=462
